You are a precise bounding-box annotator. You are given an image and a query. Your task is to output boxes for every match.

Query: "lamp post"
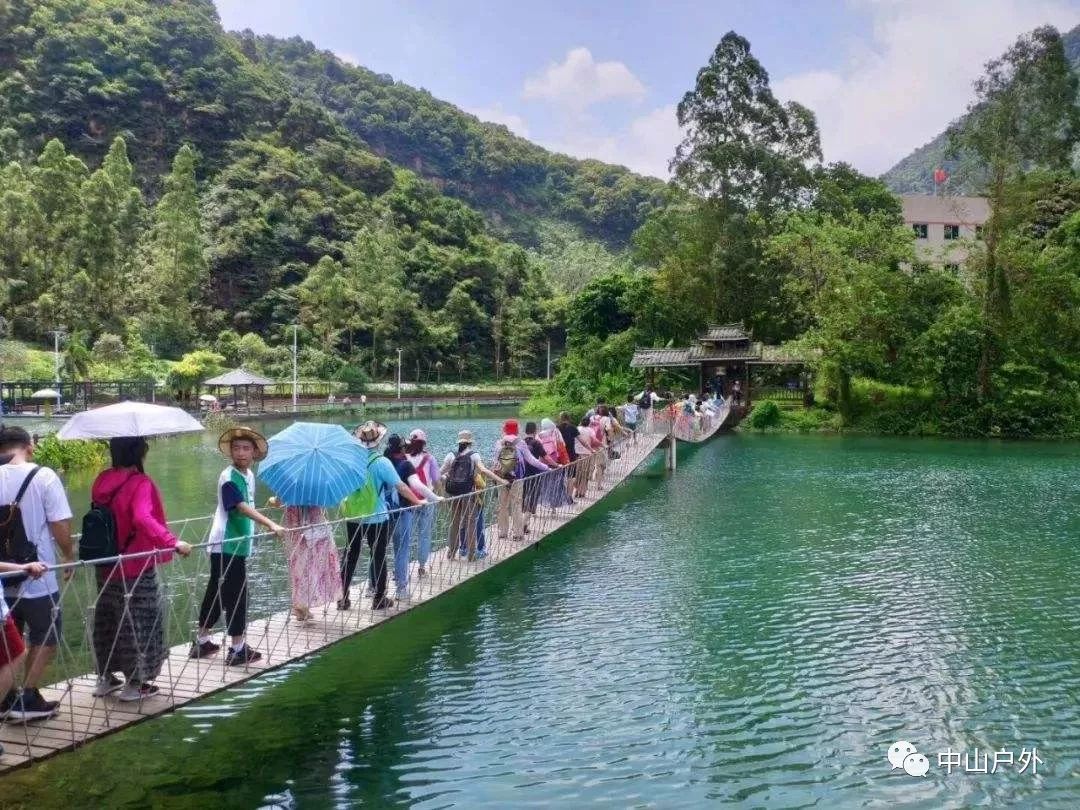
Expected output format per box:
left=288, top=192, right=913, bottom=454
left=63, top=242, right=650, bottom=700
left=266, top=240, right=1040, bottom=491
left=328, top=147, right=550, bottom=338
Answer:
left=47, top=328, right=65, bottom=406
left=291, top=324, right=298, bottom=413
left=396, top=347, right=402, bottom=400
left=546, top=338, right=551, bottom=381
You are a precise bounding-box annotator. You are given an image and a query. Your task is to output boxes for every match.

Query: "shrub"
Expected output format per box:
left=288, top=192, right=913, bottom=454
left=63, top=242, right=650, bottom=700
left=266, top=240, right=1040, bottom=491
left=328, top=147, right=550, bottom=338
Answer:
left=748, top=400, right=782, bottom=429
left=335, top=363, right=371, bottom=392
left=33, top=435, right=108, bottom=473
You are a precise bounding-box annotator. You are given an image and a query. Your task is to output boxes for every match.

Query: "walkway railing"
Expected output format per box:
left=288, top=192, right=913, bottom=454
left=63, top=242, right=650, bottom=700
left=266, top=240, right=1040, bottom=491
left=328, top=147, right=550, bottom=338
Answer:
left=647, top=398, right=732, bottom=443
left=0, top=429, right=666, bottom=771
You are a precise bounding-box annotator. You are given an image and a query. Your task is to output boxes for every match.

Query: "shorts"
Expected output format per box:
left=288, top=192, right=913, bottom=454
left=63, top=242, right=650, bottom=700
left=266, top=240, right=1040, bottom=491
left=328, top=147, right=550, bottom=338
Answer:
left=1, top=615, right=26, bottom=666
left=4, top=593, right=62, bottom=647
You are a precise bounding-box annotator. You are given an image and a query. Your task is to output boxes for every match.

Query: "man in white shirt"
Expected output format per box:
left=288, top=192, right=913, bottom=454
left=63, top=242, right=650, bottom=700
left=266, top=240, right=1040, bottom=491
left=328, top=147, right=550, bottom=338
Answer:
left=0, top=426, right=73, bottom=722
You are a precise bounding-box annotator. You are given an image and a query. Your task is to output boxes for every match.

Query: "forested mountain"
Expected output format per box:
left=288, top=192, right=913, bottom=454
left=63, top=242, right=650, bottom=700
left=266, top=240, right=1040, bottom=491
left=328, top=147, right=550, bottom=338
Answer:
left=881, top=23, right=1080, bottom=194
left=244, top=35, right=668, bottom=248
left=0, top=0, right=655, bottom=381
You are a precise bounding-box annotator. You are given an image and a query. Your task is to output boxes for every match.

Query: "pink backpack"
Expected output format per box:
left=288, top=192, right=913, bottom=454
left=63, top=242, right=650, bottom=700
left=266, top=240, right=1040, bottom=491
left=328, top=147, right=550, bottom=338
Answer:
left=539, top=430, right=559, bottom=459
left=589, top=415, right=605, bottom=444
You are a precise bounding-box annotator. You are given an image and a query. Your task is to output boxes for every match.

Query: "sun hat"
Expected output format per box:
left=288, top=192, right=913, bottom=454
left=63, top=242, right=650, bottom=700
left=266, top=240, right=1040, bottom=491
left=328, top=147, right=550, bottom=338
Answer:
left=354, top=420, right=388, bottom=448
left=408, top=428, right=428, bottom=443
left=218, top=426, right=268, bottom=461
left=540, top=418, right=556, bottom=432
left=502, top=419, right=519, bottom=437
left=457, top=429, right=474, bottom=444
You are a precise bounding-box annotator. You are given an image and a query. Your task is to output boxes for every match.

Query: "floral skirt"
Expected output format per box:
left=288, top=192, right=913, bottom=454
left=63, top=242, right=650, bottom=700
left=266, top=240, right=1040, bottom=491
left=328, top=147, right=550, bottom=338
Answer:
left=287, top=536, right=342, bottom=609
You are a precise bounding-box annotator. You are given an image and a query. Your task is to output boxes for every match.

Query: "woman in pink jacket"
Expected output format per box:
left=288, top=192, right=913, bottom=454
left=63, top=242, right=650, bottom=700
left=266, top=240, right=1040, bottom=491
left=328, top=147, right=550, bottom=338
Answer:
left=89, top=437, right=191, bottom=702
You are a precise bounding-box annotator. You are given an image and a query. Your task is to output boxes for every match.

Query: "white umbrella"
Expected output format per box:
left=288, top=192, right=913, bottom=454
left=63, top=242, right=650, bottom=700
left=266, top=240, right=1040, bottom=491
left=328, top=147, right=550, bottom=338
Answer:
left=57, top=402, right=204, bottom=440
left=30, top=388, right=61, bottom=399
left=198, top=393, right=218, bottom=403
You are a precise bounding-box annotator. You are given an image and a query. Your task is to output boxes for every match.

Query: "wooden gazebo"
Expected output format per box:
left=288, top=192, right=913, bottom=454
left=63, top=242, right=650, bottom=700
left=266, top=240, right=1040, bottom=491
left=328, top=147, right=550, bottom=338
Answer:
left=202, top=368, right=274, bottom=414
left=630, top=324, right=806, bottom=404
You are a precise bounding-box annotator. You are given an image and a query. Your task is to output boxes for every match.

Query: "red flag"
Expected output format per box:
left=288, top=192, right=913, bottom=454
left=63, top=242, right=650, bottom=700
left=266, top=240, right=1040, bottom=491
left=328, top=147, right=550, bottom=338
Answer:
left=933, top=167, right=948, bottom=185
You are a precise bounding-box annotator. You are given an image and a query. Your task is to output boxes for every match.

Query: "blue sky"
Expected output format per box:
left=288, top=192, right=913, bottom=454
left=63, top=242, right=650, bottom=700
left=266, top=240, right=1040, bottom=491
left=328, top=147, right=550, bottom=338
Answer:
left=215, top=1, right=1079, bottom=179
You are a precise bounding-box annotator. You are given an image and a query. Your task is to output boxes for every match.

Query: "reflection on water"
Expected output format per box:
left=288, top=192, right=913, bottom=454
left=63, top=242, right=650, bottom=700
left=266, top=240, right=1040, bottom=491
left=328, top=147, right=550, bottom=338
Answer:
left=5, top=433, right=1080, bottom=808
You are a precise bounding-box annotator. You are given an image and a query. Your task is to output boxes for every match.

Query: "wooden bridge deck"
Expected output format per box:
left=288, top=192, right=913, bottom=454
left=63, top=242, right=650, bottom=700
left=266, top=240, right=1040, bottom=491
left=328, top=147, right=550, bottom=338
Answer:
left=0, top=432, right=667, bottom=774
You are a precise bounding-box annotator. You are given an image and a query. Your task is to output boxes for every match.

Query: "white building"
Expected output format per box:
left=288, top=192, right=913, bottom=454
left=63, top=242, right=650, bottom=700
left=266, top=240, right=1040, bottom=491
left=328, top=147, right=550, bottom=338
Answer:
left=900, top=195, right=990, bottom=269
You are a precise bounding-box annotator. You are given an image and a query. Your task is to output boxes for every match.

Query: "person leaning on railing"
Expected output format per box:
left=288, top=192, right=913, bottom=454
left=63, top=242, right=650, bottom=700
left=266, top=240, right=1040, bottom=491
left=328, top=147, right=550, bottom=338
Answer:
left=90, top=437, right=192, bottom=702
left=0, top=559, right=48, bottom=754
left=440, top=430, right=505, bottom=560
left=0, top=426, right=73, bottom=723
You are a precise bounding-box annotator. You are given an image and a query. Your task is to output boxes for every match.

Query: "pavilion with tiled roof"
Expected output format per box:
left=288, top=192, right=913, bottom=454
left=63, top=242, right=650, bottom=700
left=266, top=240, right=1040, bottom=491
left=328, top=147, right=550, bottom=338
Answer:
left=630, top=324, right=806, bottom=403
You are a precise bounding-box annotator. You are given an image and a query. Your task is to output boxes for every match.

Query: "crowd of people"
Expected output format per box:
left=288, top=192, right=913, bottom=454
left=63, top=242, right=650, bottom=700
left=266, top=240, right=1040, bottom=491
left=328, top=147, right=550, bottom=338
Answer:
left=0, top=399, right=642, bottom=751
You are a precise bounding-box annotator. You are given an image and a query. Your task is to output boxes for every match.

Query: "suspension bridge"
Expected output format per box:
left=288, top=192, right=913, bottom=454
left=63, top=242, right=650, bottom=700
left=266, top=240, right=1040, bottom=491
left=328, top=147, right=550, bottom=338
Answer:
left=0, top=417, right=728, bottom=774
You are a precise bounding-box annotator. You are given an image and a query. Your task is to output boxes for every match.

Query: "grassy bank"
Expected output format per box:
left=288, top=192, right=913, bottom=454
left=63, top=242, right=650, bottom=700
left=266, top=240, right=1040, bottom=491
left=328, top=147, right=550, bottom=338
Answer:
left=742, top=378, right=1080, bottom=440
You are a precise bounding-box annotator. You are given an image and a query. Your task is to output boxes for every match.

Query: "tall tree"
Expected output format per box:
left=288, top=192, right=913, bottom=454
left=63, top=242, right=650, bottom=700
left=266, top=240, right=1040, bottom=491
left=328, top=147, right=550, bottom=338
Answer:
left=143, top=144, right=207, bottom=355
left=672, top=31, right=821, bottom=212
left=101, top=137, right=146, bottom=295
left=948, top=25, right=1080, bottom=398
left=651, top=32, right=823, bottom=339
left=76, top=169, right=120, bottom=331
left=30, top=139, right=87, bottom=335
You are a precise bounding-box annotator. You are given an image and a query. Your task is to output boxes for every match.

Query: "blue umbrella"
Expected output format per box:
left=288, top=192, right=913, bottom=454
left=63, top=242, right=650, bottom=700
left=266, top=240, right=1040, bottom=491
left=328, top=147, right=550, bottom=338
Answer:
left=259, top=422, right=370, bottom=507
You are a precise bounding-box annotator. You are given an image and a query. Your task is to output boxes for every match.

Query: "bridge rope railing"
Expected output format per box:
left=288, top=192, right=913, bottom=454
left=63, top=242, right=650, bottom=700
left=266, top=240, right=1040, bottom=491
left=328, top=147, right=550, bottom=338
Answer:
left=644, top=398, right=731, bottom=442
left=0, top=427, right=663, bottom=766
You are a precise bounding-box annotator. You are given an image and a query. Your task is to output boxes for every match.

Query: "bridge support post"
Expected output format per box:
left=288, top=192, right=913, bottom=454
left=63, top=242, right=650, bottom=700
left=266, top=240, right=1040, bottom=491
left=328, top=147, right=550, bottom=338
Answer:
left=665, top=431, right=676, bottom=471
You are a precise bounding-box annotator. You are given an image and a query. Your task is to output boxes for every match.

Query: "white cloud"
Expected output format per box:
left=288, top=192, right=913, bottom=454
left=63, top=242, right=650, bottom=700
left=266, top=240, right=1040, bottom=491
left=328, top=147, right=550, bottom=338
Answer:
left=543, top=104, right=682, bottom=178
left=773, top=0, right=1079, bottom=176
left=523, top=47, right=646, bottom=112
left=467, top=105, right=531, bottom=138
left=333, top=51, right=360, bottom=67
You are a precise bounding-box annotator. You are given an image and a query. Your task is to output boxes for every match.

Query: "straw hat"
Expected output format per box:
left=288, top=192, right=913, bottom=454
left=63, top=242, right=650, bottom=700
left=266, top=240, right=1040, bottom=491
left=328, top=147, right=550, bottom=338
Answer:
left=456, top=429, right=474, bottom=445
left=354, top=420, right=388, bottom=448
left=218, top=426, right=268, bottom=461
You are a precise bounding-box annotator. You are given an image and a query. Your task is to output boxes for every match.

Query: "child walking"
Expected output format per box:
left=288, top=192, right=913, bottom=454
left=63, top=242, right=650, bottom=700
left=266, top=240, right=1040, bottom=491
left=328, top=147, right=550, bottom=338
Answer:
left=191, top=428, right=284, bottom=666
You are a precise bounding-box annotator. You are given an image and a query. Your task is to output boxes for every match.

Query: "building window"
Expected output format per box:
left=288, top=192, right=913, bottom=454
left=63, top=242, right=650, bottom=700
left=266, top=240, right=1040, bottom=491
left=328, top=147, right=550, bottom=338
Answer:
left=944, top=263, right=960, bottom=273
left=944, top=224, right=960, bottom=240
left=912, top=223, right=928, bottom=239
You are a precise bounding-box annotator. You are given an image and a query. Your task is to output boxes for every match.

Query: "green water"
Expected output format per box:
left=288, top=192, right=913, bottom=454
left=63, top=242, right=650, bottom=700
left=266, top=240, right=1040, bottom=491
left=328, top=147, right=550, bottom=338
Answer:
left=6, top=433, right=1080, bottom=807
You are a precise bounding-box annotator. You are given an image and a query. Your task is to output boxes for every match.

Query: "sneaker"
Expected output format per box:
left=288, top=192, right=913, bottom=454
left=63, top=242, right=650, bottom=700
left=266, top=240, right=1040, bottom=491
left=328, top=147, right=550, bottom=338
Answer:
left=188, top=639, right=221, bottom=659
left=92, top=674, right=124, bottom=698
left=117, top=682, right=160, bottom=702
left=372, top=597, right=395, bottom=611
left=4, top=688, right=59, bottom=722
left=476, top=549, right=489, bottom=559
left=336, top=597, right=351, bottom=611
left=395, top=588, right=409, bottom=602
left=225, top=645, right=262, bottom=667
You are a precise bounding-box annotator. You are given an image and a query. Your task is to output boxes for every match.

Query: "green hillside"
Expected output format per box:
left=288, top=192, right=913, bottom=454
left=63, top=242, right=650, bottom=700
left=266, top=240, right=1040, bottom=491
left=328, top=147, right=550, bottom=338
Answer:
left=0, top=0, right=622, bottom=379
left=881, top=23, right=1080, bottom=194
left=244, top=35, right=669, bottom=248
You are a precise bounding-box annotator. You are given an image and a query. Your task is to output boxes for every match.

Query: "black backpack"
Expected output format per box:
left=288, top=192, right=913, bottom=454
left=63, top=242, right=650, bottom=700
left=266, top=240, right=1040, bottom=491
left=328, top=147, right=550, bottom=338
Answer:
left=639, top=394, right=652, bottom=410
left=0, top=466, right=42, bottom=585
left=80, top=474, right=141, bottom=564
left=444, top=452, right=476, bottom=496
